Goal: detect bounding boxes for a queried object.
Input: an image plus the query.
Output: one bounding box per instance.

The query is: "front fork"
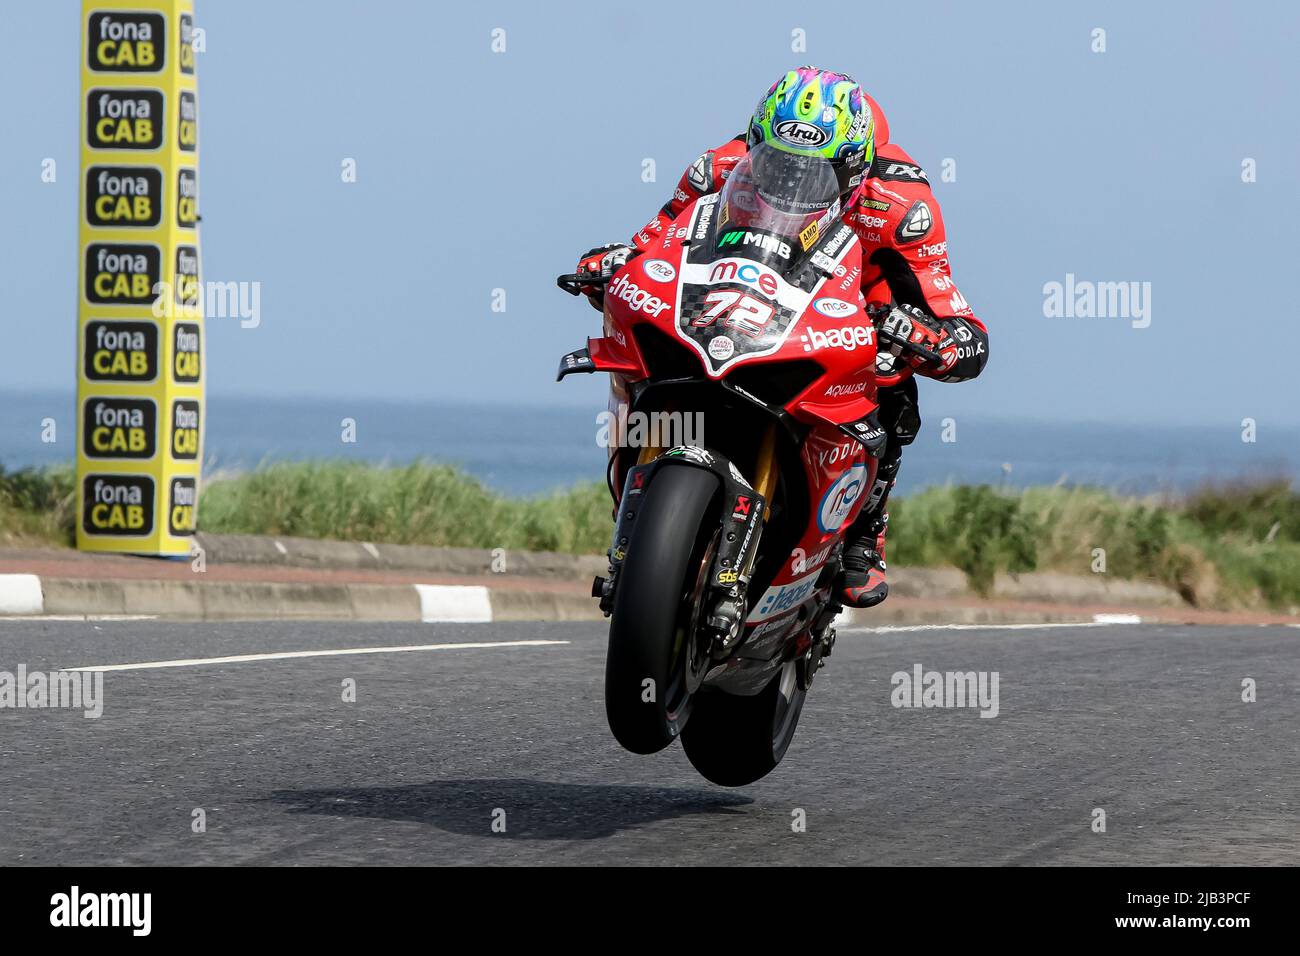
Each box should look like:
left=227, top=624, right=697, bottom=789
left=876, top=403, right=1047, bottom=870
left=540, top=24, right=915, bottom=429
left=594, top=425, right=779, bottom=659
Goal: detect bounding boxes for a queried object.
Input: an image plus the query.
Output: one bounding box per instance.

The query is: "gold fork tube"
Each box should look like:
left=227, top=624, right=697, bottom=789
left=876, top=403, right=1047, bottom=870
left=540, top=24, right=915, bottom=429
left=753, top=424, right=778, bottom=518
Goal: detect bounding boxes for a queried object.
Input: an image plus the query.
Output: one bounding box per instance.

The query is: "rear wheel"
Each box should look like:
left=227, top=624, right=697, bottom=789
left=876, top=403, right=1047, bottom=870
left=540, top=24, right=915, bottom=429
left=681, top=658, right=808, bottom=786
left=604, top=465, right=718, bottom=755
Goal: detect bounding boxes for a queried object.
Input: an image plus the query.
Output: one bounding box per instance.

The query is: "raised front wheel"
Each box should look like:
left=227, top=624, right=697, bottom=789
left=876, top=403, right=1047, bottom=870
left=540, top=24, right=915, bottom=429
left=604, top=465, right=718, bottom=755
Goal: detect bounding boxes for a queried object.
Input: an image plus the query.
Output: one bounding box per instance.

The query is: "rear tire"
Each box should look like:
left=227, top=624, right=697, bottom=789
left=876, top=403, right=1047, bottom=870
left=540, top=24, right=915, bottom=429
left=681, top=659, right=807, bottom=786
left=604, top=465, right=718, bottom=755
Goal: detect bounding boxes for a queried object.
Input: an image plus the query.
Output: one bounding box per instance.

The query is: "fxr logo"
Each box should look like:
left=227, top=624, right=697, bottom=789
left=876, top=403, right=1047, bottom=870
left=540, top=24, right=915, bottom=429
left=708, top=259, right=779, bottom=297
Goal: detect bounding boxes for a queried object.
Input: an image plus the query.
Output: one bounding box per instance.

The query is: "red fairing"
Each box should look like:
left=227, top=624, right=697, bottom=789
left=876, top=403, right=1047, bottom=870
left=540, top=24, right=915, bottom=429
left=602, top=197, right=880, bottom=591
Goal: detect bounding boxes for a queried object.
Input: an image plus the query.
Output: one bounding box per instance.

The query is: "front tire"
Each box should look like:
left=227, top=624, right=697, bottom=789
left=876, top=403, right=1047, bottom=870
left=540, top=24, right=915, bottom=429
left=681, top=659, right=808, bottom=786
left=604, top=465, right=718, bottom=755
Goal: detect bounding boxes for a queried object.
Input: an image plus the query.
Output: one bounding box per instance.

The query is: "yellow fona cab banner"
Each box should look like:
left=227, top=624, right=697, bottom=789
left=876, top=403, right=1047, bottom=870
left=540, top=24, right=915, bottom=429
left=76, top=0, right=203, bottom=555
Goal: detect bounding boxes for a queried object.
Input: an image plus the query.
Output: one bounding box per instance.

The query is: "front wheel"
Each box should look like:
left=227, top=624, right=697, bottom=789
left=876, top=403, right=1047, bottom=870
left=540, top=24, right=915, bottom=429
left=604, top=465, right=718, bottom=755
left=681, top=659, right=808, bottom=786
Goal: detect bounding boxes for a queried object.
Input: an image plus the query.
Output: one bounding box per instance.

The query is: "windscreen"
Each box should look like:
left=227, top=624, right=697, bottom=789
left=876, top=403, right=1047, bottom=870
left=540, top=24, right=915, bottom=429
left=716, top=142, right=842, bottom=259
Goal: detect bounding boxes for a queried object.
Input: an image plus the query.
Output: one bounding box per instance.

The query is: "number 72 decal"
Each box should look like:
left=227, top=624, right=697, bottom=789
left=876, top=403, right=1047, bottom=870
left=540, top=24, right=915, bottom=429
left=690, top=290, right=775, bottom=338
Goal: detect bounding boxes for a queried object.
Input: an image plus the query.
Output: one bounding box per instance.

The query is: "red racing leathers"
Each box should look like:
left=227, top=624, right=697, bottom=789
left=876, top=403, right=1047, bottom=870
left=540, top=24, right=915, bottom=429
left=629, top=97, right=988, bottom=387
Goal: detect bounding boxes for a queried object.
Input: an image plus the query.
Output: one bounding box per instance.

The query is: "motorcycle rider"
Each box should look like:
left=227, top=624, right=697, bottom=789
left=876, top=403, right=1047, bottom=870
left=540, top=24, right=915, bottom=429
left=576, top=66, right=989, bottom=609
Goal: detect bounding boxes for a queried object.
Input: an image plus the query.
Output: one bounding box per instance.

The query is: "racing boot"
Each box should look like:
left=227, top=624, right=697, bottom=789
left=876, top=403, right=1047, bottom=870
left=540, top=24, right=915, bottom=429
left=838, top=511, right=890, bottom=609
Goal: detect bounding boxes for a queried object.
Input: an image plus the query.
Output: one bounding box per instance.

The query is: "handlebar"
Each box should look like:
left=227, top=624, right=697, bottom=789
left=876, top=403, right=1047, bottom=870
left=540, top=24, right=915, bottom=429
left=556, top=272, right=610, bottom=296
left=557, top=269, right=943, bottom=367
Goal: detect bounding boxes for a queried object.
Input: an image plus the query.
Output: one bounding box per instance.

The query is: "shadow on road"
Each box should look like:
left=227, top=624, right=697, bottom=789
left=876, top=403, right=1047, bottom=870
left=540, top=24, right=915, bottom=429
left=266, top=777, right=753, bottom=840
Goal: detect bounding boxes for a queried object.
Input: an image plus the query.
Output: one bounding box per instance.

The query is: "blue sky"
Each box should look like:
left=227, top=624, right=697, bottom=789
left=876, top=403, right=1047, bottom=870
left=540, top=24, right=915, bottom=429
left=2, top=0, right=1299, bottom=428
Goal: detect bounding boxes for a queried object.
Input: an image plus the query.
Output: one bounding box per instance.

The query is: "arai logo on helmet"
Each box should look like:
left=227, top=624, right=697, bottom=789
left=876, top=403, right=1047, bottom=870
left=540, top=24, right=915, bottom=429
left=774, top=120, right=830, bottom=148
left=708, top=336, right=735, bottom=360
left=813, top=298, right=858, bottom=318
left=643, top=259, right=676, bottom=283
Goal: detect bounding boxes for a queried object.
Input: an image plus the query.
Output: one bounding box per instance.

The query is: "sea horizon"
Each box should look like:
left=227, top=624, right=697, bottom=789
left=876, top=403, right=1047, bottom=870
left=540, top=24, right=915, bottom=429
left=3, top=387, right=1296, bottom=498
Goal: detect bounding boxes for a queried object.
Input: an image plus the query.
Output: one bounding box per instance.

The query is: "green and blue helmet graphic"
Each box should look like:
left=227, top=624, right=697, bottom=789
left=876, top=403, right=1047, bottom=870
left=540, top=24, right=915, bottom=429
left=748, top=66, right=874, bottom=192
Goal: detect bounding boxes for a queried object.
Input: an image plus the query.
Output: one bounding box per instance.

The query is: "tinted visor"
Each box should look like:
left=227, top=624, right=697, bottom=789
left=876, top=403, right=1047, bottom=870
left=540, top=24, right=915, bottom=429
left=749, top=147, right=841, bottom=215
left=719, top=143, right=843, bottom=245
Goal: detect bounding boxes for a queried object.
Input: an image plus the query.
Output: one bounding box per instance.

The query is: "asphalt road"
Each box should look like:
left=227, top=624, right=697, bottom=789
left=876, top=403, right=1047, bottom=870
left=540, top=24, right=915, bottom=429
left=0, top=619, right=1296, bottom=865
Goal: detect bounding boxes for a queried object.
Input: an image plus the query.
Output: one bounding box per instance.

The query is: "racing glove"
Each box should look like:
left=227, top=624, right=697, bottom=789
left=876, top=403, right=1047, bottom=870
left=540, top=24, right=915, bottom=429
left=874, top=303, right=987, bottom=383
left=576, top=243, right=635, bottom=308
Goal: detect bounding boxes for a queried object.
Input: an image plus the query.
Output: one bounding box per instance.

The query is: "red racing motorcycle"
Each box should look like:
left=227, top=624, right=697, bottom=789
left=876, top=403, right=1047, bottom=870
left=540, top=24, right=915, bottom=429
left=556, top=144, right=938, bottom=786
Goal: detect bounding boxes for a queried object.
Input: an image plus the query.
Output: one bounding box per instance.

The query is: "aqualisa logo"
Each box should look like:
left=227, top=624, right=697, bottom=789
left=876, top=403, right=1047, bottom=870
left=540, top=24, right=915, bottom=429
left=824, top=381, right=867, bottom=398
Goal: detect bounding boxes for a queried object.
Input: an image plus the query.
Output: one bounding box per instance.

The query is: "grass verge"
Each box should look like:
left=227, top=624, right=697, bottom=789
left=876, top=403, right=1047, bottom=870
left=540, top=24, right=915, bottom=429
left=0, top=464, right=75, bottom=548
left=3, top=460, right=1297, bottom=611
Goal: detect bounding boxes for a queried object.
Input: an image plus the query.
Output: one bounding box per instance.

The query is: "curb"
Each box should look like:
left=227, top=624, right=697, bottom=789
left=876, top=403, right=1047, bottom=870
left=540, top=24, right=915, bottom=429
left=190, top=533, right=1187, bottom=609
left=3, top=573, right=1293, bottom=627
left=1, top=574, right=603, bottom=623
left=0, top=574, right=44, bottom=615
left=0, top=572, right=1176, bottom=627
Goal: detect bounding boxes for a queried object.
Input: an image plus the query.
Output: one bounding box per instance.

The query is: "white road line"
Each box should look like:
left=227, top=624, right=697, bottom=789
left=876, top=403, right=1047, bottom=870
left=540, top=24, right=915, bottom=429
left=0, top=574, right=44, bottom=615
left=63, top=639, right=570, bottom=673
left=414, top=584, right=493, bottom=623
left=842, top=621, right=1120, bottom=634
